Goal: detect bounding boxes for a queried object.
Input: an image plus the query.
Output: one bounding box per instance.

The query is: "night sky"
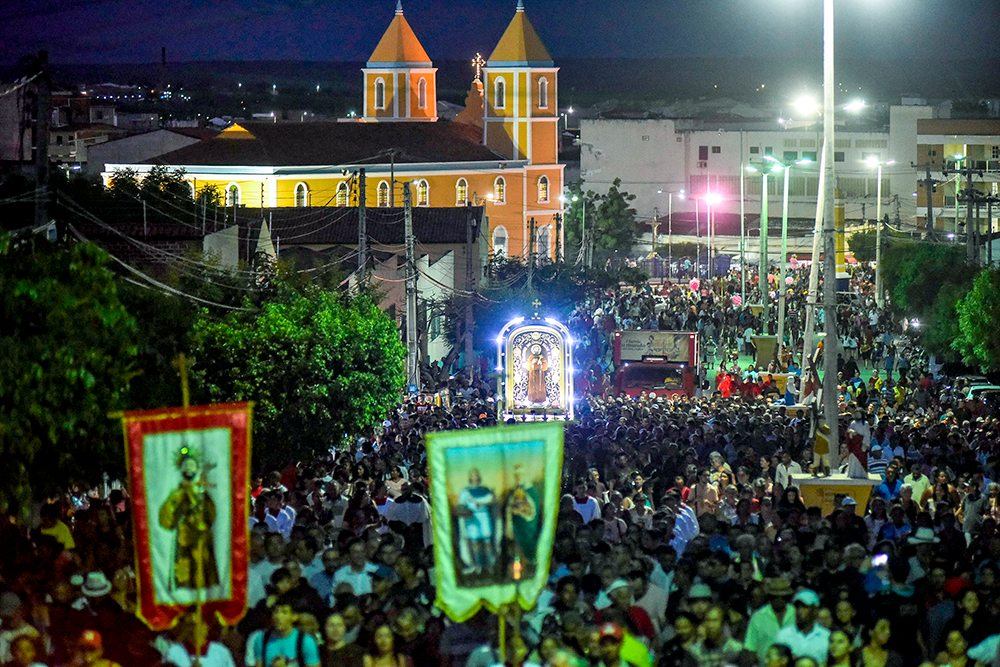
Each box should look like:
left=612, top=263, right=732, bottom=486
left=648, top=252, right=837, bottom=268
left=3, top=0, right=999, bottom=65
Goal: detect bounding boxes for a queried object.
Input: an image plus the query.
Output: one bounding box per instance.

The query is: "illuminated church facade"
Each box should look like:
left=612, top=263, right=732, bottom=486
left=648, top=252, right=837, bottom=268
left=103, top=0, right=565, bottom=260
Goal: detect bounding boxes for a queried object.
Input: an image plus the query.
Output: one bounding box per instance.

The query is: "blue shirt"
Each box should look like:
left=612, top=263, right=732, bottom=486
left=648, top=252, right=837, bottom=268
left=874, top=478, right=902, bottom=500
left=246, top=628, right=319, bottom=667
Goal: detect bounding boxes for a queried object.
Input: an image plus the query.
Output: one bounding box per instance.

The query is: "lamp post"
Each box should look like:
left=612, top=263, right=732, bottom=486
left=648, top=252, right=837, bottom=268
left=745, top=162, right=780, bottom=333
left=821, top=0, right=840, bottom=472
left=703, top=192, right=722, bottom=279
left=658, top=188, right=686, bottom=282
left=763, top=155, right=813, bottom=357
left=866, top=157, right=895, bottom=308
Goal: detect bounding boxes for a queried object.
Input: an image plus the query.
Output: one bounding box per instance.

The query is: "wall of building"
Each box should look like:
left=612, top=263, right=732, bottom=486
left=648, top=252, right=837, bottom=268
left=86, top=130, right=201, bottom=177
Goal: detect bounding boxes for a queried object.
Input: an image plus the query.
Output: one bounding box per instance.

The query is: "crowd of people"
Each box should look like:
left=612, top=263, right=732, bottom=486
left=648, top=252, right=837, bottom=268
left=3, top=266, right=1000, bottom=667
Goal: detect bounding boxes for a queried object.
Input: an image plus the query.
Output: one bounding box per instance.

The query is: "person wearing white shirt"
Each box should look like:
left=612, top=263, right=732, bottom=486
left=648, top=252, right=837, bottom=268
left=163, top=640, right=236, bottom=667
left=571, top=480, right=600, bottom=524
left=330, top=539, right=380, bottom=597
left=773, top=590, right=830, bottom=665
left=775, top=451, right=803, bottom=490
left=743, top=578, right=796, bottom=665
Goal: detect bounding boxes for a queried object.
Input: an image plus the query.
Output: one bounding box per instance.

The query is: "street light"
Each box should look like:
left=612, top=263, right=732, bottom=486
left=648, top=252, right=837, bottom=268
left=746, top=161, right=784, bottom=332
left=703, top=192, right=722, bottom=278
left=656, top=189, right=685, bottom=282
left=865, top=157, right=895, bottom=308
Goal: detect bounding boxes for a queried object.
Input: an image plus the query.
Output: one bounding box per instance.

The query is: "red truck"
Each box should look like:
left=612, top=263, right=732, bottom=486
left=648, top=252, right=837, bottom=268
left=613, top=330, right=699, bottom=398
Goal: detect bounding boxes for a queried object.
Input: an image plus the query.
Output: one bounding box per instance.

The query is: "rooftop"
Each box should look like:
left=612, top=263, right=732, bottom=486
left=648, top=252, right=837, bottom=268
left=146, top=121, right=506, bottom=168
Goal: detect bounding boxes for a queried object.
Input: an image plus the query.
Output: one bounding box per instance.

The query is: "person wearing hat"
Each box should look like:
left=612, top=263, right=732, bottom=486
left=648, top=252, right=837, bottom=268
left=595, top=622, right=627, bottom=667
left=743, top=577, right=796, bottom=665
left=773, top=589, right=830, bottom=665
left=71, top=629, right=122, bottom=667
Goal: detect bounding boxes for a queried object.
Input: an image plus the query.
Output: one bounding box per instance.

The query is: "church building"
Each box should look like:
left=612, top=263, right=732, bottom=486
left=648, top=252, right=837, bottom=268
left=102, top=0, right=565, bottom=260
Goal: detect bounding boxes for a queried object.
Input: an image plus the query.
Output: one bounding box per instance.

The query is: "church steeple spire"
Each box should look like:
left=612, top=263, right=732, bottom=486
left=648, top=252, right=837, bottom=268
left=362, top=2, right=438, bottom=122
left=396, top=0, right=403, bottom=15
left=516, top=0, right=524, bottom=11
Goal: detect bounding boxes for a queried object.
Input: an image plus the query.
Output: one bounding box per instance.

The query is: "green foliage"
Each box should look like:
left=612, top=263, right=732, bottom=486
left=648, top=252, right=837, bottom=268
left=189, top=283, right=405, bottom=467
left=0, top=234, right=138, bottom=515
left=562, top=179, right=640, bottom=262
left=848, top=229, right=876, bottom=263
left=923, top=282, right=965, bottom=364
left=881, top=242, right=974, bottom=314
left=954, top=268, right=1000, bottom=372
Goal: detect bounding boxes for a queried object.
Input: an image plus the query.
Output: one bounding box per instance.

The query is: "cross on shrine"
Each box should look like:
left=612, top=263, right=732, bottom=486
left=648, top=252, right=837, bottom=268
left=471, top=53, right=485, bottom=82
left=532, top=298, right=542, bottom=317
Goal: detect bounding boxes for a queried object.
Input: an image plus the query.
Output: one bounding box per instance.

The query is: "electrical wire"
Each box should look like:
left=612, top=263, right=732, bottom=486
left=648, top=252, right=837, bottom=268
left=67, top=223, right=258, bottom=312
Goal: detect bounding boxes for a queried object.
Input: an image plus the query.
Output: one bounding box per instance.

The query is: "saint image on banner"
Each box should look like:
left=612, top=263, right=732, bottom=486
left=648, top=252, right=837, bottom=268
left=158, top=448, right=220, bottom=591
left=456, top=469, right=498, bottom=575
left=524, top=344, right=550, bottom=405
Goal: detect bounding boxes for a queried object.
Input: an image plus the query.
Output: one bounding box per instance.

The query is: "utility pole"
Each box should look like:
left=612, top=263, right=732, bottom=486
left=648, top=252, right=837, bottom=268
left=358, top=167, right=367, bottom=274
left=404, top=183, right=419, bottom=389
left=651, top=207, right=659, bottom=256
left=33, top=51, right=50, bottom=233
left=554, top=213, right=562, bottom=262
left=945, top=156, right=984, bottom=263
left=527, top=217, right=536, bottom=290
left=821, top=0, right=839, bottom=472
left=913, top=164, right=938, bottom=238
left=464, top=208, right=476, bottom=371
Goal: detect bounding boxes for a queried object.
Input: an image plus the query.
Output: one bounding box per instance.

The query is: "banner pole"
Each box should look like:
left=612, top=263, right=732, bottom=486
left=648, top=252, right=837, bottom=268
left=498, top=608, right=506, bottom=665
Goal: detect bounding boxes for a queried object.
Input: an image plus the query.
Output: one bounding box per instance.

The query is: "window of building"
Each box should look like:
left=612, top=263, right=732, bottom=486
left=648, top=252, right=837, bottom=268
left=537, top=175, right=549, bottom=202
left=493, top=225, right=508, bottom=256
left=226, top=183, right=240, bottom=206
left=698, top=145, right=709, bottom=161
left=764, top=147, right=773, bottom=156
left=416, top=179, right=429, bottom=206
left=418, top=78, right=427, bottom=109
left=537, top=226, right=551, bottom=259
left=802, top=151, right=817, bottom=161
left=538, top=77, right=548, bottom=109
left=928, top=149, right=937, bottom=156
left=834, top=152, right=845, bottom=162
left=783, top=138, right=798, bottom=148
left=294, top=182, right=309, bottom=207
left=783, top=151, right=798, bottom=162
left=336, top=182, right=348, bottom=206
left=494, top=176, right=506, bottom=204
left=945, top=195, right=956, bottom=207
left=993, top=146, right=1000, bottom=159
left=374, top=78, right=386, bottom=110
left=455, top=178, right=468, bottom=205
left=749, top=146, right=760, bottom=154
left=494, top=78, right=506, bottom=109
left=378, top=181, right=389, bottom=207
left=711, top=146, right=721, bottom=154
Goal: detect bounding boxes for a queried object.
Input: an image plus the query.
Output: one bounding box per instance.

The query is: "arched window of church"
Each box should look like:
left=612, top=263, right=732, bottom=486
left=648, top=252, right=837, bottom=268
left=494, top=78, right=506, bottom=109
left=336, top=182, right=349, bottom=207
left=226, top=183, right=240, bottom=206
left=537, top=226, right=551, bottom=259
left=493, top=225, right=508, bottom=256
left=378, top=181, right=389, bottom=207
left=418, top=78, right=427, bottom=109
left=537, top=176, right=549, bottom=202
left=416, top=179, right=429, bottom=206
left=374, top=78, right=386, bottom=110
left=538, top=77, right=549, bottom=109
left=294, top=182, right=309, bottom=207
left=493, top=176, right=506, bottom=204
left=455, top=178, right=468, bottom=205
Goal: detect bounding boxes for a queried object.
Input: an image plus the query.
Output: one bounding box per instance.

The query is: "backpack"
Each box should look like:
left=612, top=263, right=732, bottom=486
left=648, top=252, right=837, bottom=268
left=261, top=627, right=306, bottom=667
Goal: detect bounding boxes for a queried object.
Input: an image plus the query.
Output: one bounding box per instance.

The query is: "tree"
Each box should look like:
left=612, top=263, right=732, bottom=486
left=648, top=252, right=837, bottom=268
left=954, top=268, right=1000, bottom=372
left=189, top=281, right=406, bottom=467
left=562, top=179, right=640, bottom=264
left=0, top=234, right=138, bottom=515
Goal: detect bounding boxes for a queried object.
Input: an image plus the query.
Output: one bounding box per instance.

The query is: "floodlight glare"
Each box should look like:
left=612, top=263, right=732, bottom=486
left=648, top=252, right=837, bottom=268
left=843, top=100, right=866, bottom=112
left=795, top=158, right=813, bottom=165
left=793, top=96, right=819, bottom=115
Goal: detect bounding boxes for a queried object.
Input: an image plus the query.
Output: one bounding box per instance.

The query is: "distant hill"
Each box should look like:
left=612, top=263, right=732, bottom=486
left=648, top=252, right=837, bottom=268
left=6, top=56, right=998, bottom=107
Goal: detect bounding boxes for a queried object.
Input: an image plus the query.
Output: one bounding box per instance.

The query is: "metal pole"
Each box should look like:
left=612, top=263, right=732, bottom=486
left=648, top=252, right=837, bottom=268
left=465, top=210, right=476, bottom=370
left=802, top=150, right=826, bottom=374
left=668, top=193, right=673, bottom=282
left=527, top=217, right=536, bottom=289
left=760, top=171, right=769, bottom=333
left=404, top=183, right=419, bottom=389
left=358, top=168, right=367, bottom=274
left=695, top=199, right=700, bottom=278
left=555, top=213, right=562, bottom=262
left=822, top=0, right=840, bottom=471
left=34, top=51, right=50, bottom=233
left=777, top=165, right=790, bottom=357
left=875, top=164, right=884, bottom=307
left=651, top=207, right=658, bottom=255
left=740, top=161, right=746, bottom=301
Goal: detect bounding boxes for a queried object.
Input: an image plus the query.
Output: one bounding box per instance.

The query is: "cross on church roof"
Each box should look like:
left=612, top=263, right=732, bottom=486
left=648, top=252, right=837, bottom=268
left=471, top=53, right=485, bottom=82
left=532, top=298, right=542, bottom=317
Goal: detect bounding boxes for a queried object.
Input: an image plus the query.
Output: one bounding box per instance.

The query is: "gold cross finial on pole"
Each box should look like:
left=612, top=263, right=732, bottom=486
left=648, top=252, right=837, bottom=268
left=172, top=353, right=191, bottom=409
left=532, top=299, right=541, bottom=317
left=472, top=53, right=485, bottom=82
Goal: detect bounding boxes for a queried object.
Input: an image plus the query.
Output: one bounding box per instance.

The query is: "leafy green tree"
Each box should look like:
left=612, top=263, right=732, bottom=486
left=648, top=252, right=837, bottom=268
left=189, top=283, right=405, bottom=467
left=954, top=268, right=1000, bottom=372
left=562, top=179, right=639, bottom=264
left=0, top=234, right=138, bottom=515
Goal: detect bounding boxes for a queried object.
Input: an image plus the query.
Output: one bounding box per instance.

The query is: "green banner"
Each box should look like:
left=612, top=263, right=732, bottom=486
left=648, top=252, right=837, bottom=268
left=426, top=422, right=564, bottom=621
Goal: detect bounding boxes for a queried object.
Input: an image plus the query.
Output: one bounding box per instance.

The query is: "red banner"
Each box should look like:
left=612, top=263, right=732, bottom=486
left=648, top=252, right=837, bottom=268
left=122, top=402, right=252, bottom=631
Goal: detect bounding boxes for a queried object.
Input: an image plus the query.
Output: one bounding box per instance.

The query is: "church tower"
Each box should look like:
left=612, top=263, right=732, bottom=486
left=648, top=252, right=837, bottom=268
left=482, top=0, right=558, bottom=163
left=363, top=1, right=438, bottom=122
